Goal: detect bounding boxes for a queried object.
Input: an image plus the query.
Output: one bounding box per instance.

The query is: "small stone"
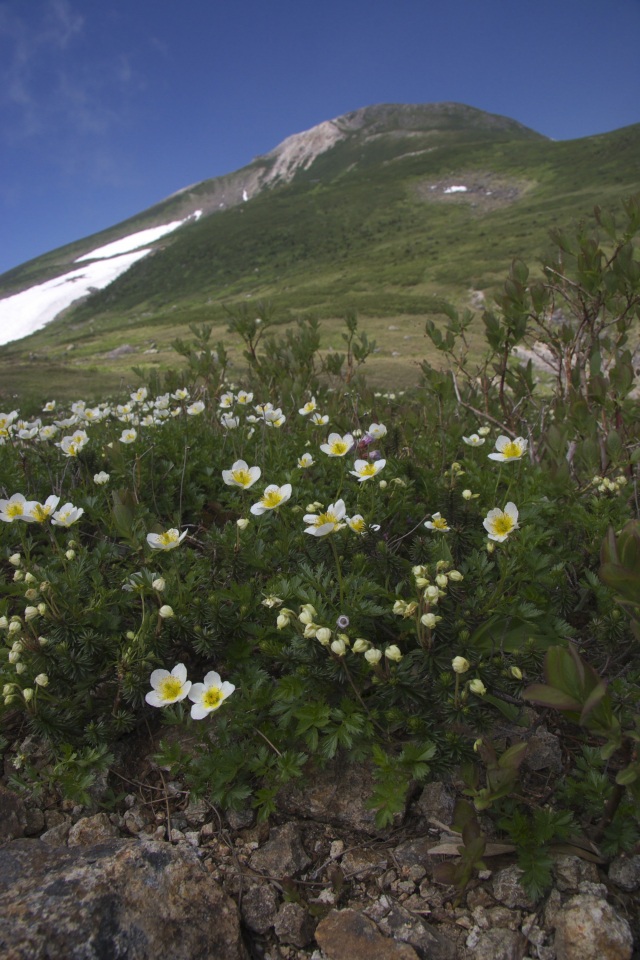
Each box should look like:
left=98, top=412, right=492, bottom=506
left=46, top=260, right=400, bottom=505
left=249, top=822, right=310, bottom=878
left=342, top=848, right=388, bottom=879
left=44, top=809, right=67, bottom=829
left=491, top=866, right=537, bottom=909
left=123, top=806, right=151, bottom=835
left=225, top=806, right=255, bottom=830
left=414, top=782, right=455, bottom=825
left=487, top=905, right=522, bottom=930
left=68, top=813, right=120, bottom=847
left=274, top=901, right=316, bottom=947
left=554, top=854, right=599, bottom=892
left=393, top=837, right=437, bottom=872
left=184, top=831, right=200, bottom=847
left=0, top=786, right=27, bottom=841
left=524, top=727, right=563, bottom=772
left=241, top=883, right=279, bottom=934
left=466, top=887, right=495, bottom=910
left=465, top=927, right=522, bottom=960
left=23, top=807, right=45, bottom=836
left=315, top=908, right=420, bottom=960
left=184, top=797, right=209, bottom=827
left=40, top=822, right=71, bottom=846
left=330, top=839, right=345, bottom=859
left=554, top=894, right=633, bottom=960
left=608, top=854, right=640, bottom=892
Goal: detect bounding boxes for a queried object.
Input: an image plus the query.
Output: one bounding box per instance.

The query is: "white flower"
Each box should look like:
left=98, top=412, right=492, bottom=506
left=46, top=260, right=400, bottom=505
left=43, top=400, right=56, bottom=412
left=57, top=431, right=89, bottom=457
left=261, top=595, right=283, bottom=609
left=152, top=577, right=166, bottom=592
left=220, top=413, right=240, bottom=430
left=119, top=429, right=137, bottom=444
left=131, top=387, right=148, bottom=403
left=94, top=471, right=110, bottom=485
left=222, top=460, right=261, bottom=490
left=320, top=433, right=354, bottom=457
left=298, top=398, right=317, bottom=416
left=187, top=401, right=205, bottom=416
left=236, top=391, right=253, bottom=405
left=304, top=500, right=346, bottom=536
left=477, top=426, right=491, bottom=436
left=236, top=518, right=250, bottom=531
left=488, top=436, right=528, bottom=462
left=0, top=494, right=37, bottom=523
left=349, top=459, right=386, bottom=482
left=27, top=495, right=60, bottom=523
left=171, top=388, right=190, bottom=401
left=483, top=502, right=519, bottom=542
left=309, top=413, right=329, bottom=427
left=368, top=423, right=387, bottom=439
left=219, top=392, right=235, bottom=408
left=188, top=670, right=235, bottom=719
left=462, top=434, right=485, bottom=446
left=146, top=528, right=188, bottom=550
left=424, top=512, right=450, bottom=532
left=145, top=663, right=191, bottom=707
left=297, top=453, right=315, bottom=469
left=250, top=483, right=292, bottom=515
left=51, top=503, right=84, bottom=527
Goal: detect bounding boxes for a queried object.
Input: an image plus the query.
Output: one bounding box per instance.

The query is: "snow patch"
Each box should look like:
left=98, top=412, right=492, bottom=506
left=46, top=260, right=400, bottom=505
left=444, top=185, right=467, bottom=194
left=0, top=249, right=150, bottom=346
left=76, top=211, right=201, bottom=261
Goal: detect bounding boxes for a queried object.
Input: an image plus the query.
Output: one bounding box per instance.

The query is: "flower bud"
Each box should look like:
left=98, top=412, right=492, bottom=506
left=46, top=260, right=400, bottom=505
left=435, top=573, right=448, bottom=589
left=462, top=489, right=473, bottom=500
left=424, top=585, right=440, bottom=602
left=9, top=553, right=21, bottom=567
left=378, top=480, right=387, bottom=490
left=159, top=605, right=174, bottom=619
left=38, top=635, right=48, bottom=646
left=236, top=518, right=249, bottom=531
left=15, top=662, right=26, bottom=674
left=13, top=570, right=24, bottom=582
left=315, top=627, right=332, bottom=645
left=330, top=637, right=346, bottom=656
left=35, top=673, right=49, bottom=687
left=385, top=645, right=402, bottom=662
left=276, top=610, right=293, bottom=630
left=303, top=623, right=319, bottom=639
left=469, top=678, right=487, bottom=695
left=510, top=666, right=523, bottom=680
left=0, top=616, right=8, bottom=631
left=298, top=604, right=317, bottom=624
left=24, top=589, right=38, bottom=602
left=65, top=549, right=76, bottom=560
left=22, top=688, right=34, bottom=702
left=352, top=638, right=370, bottom=653
left=152, top=577, right=166, bottom=592
left=37, top=603, right=47, bottom=616
left=8, top=620, right=21, bottom=634
left=452, top=656, right=470, bottom=674
left=420, top=612, right=441, bottom=629
left=448, top=570, right=463, bottom=582
left=24, top=572, right=37, bottom=584
left=24, top=606, right=39, bottom=621
left=364, top=647, right=382, bottom=665
left=478, top=426, right=490, bottom=436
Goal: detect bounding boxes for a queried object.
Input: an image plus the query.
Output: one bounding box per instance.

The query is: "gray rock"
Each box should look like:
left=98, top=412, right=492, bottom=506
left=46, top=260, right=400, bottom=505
left=0, top=785, right=26, bottom=841
left=68, top=813, right=120, bottom=847
left=249, top=821, right=310, bottom=877
left=24, top=806, right=45, bottom=835
left=608, top=854, right=640, bottom=892
left=554, top=894, right=633, bottom=960
left=523, top=726, right=563, bottom=772
left=277, top=759, right=405, bottom=834
left=465, top=927, right=522, bottom=960
left=377, top=903, right=457, bottom=959
left=240, top=883, right=279, bottom=933
left=0, top=838, right=247, bottom=959
left=40, top=821, right=71, bottom=846
left=226, top=806, right=255, bottom=830
left=554, top=854, right=599, bottom=892
left=184, top=797, right=209, bottom=827
left=414, top=781, right=455, bottom=825
left=393, top=836, right=438, bottom=872
left=491, top=865, right=537, bottom=909
left=123, top=805, right=152, bottom=835
left=315, top=908, right=420, bottom=959
left=274, top=901, right=316, bottom=947
left=342, top=848, right=389, bottom=879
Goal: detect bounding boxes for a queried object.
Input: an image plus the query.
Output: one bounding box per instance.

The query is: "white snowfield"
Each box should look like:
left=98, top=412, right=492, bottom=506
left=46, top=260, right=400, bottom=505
left=0, top=211, right=202, bottom=347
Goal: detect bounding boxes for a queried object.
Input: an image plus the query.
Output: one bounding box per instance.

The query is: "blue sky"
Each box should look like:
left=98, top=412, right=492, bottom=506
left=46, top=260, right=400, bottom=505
left=0, top=0, right=638, bottom=277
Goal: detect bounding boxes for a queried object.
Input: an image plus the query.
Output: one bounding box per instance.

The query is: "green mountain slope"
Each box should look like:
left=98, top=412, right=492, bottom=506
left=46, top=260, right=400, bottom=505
left=1, top=103, right=639, bottom=402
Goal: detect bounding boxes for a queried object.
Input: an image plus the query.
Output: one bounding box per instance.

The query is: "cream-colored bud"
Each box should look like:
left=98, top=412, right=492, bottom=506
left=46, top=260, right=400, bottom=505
left=24, top=589, right=38, bottom=602
left=469, top=678, right=487, bottom=695
left=452, top=656, right=470, bottom=674
left=152, top=577, right=166, bottom=592
left=435, top=573, right=448, bottom=589
left=236, top=518, right=249, bottom=531
left=330, top=637, right=346, bottom=656
left=22, top=688, right=34, bottom=702
left=352, top=638, right=370, bottom=653
left=510, top=666, right=523, bottom=680
left=315, top=627, right=332, bottom=645
left=462, top=489, right=473, bottom=500
left=65, top=549, right=76, bottom=560
left=8, top=620, right=21, bottom=634
left=9, top=553, right=21, bottom=567
left=448, top=570, right=463, bottom=582
left=35, top=673, right=49, bottom=687
left=24, top=572, right=37, bottom=584
left=364, top=647, right=382, bottom=664
left=13, top=570, right=24, bottom=582
left=421, top=612, right=441, bottom=629
left=24, top=606, right=39, bottom=621
left=384, top=645, right=402, bottom=662
left=159, top=605, right=174, bottom=619
left=37, top=603, right=47, bottom=615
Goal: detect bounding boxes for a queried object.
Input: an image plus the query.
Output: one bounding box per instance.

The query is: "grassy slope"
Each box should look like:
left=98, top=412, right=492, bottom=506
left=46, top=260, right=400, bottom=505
left=1, top=117, right=639, bottom=406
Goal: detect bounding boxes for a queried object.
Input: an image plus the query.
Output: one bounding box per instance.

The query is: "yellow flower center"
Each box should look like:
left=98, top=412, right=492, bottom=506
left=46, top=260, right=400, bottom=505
left=232, top=470, right=252, bottom=487
left=492, top=514, right=514, bottom=535
left=329, top=441, right=349, bottom=456
left=6, top=503, right=24, bottom=518
left=358, top=463, right=377, bottom=477
left=66, top=444, right=78, bottom=456
left=159, top=531, right=179, bottom=546
left=31, top=505, right=51, bottom=522
left=158, top=676, right=183, bottom=701
left=349, top=517, right=365, bottom=533
left=261, top=489, right=283, bottom=509
left=202, top=686, right=223, bottom=709
left=501, top=441, right=523, bottom=459
left=315, top=510, right=338, bottom=527
left=432, top=516, right=449, bottom=530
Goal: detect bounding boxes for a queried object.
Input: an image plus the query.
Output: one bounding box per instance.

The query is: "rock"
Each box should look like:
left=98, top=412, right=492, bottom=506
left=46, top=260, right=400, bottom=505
left=40, top=821, right=71, bottom=846
left=491, top=865, right=537, bottom=909
left=123, top=805, right=152, bottom=835
left=608, top=854, right=640, bottom=892
left=342, top=848, right=389, bottom=879
left=414, top=781, right=455, bottom=825
left=0, top=785, right=26, bottom=840
left=184, top=796, right=209, bottom=827
left=106, top=344, right=134, bottom=358
left=465, top=927, right=522, bottom=959
left=554, top=894, right=633, bottom=960
left=315, top=908, right=420, bottom=960
left=274, top=901, right=316, bottom=947
left=393, top=836, right=438, bottom=872
left=24, top=806, right=45, bottom=835
left=377, top=903, right=458, bottom=959
left=0, top=838, right=247, bottom=959
left=248, top=821, right=310, bottom=877
left=277, top=759, right=403, bottom=834
left=554, top=854, right=599, bottom=892
left=240, top=883, right=279, bottom=933
left=68, top=813, right=120, bottom=846
left=226, top=806, right=255, bottom=830
left=523, top=726, right=563, bottom=772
